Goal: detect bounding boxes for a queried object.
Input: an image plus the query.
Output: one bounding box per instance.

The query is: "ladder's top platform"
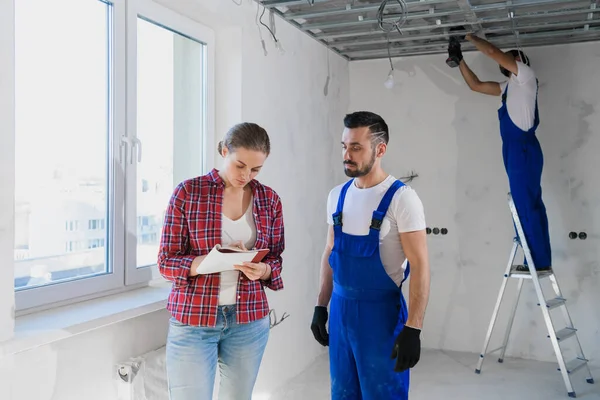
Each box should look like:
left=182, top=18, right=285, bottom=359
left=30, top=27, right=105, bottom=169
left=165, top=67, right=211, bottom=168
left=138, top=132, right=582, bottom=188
left=509, top=265, right=555, bottom=280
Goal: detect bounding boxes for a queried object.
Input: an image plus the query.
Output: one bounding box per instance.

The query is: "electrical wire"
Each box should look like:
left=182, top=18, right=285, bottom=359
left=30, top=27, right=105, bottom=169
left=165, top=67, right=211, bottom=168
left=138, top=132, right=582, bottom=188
left=269, top=7, right=277, bottom=37
left=255, top=2, right=268, bottom=55
left=260, top=6, right=278, bottom=43
left=386, top=35, right=393, bottom=71
left=508, top=7, right=523, bottom=54
left=376, top=0, right=408, bottom=35
left=260, top=5, right=285, bottom=54
left=377, top=0, right=409, bottom=85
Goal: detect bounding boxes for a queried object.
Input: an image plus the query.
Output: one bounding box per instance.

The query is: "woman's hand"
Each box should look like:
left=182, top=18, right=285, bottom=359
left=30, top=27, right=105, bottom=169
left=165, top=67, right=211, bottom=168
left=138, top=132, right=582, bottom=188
left=229, top=240, right=247, bottom=251
left=234, top=262, right=271, bottom=281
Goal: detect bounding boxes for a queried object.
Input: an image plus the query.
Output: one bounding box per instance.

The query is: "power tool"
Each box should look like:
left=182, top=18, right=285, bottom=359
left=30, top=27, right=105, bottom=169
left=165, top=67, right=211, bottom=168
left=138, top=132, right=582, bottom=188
left=445, top=26, right=465, bottom=68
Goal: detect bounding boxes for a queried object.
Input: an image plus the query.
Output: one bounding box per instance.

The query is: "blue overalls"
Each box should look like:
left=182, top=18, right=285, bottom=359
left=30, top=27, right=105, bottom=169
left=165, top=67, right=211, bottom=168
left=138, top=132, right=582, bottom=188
left=499, top=80, right=552, bottom=269
left=328, top=179, right=410, bottom=400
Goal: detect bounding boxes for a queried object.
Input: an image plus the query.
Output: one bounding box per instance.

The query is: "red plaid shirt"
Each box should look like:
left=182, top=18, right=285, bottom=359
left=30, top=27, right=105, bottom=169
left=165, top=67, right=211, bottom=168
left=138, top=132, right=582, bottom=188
left=158, top=168, right=285, bottom=327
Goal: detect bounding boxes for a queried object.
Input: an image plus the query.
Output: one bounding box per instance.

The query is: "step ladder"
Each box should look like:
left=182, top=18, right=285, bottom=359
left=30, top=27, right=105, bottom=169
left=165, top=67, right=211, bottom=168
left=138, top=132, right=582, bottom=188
left=475, top=193, right=594, bottom=398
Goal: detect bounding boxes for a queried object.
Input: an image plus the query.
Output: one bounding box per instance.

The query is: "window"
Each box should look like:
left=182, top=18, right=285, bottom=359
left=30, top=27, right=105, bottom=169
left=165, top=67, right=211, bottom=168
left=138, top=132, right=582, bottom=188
left=65, top=221, right=80, bottom=232
left=14, top=0, right=112, bottom=298
left=88, top=238, right=106, bottom=248
left=88, top=219, right=106, bottom=230
left=12, top=0, right=215, bottom=312
left=125, top=1, right=213, bottom=284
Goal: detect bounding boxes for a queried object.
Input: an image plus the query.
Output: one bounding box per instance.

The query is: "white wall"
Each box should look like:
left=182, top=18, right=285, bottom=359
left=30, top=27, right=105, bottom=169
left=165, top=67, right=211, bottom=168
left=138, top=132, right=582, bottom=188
left=349, top=41, right=600, bottom=366
left=0, top=0, right=349, bottom=399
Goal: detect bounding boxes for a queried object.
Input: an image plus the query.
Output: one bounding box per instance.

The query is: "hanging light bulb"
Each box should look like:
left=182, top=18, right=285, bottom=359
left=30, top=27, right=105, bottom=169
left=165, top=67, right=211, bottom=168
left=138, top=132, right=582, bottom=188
left=384, top=69, right=395, bottom=89
left=384, top=36, right=395, bottom=89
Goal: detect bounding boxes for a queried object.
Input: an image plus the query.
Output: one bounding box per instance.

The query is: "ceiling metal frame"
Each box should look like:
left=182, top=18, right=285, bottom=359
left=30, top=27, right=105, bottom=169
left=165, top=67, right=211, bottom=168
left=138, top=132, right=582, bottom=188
left=256, top=0, right=600, bottom=60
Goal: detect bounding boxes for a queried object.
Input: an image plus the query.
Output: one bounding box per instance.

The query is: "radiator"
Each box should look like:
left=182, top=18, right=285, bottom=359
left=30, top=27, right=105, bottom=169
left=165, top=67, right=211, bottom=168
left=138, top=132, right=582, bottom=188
left=116, top=346, right=168, bottom=400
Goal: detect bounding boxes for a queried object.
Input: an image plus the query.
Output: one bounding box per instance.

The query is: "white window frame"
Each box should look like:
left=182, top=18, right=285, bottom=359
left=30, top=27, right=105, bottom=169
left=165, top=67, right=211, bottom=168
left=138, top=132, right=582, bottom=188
left=0, top=0, right=17, bottom=342
left=11, top=0, right=215, bottom=314
left=124, top=0, right=215, bottom=286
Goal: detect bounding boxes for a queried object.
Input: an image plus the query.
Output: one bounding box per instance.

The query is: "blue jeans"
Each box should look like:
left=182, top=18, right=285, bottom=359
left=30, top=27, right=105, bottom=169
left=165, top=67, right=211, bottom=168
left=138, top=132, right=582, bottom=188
left=165, top=305, right=270, bottom=400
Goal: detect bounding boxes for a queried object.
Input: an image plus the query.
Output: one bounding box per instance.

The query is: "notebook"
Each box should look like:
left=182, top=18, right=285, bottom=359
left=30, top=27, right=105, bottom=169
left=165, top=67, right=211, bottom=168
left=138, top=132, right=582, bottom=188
left=195, top=244, right=270, bottom=275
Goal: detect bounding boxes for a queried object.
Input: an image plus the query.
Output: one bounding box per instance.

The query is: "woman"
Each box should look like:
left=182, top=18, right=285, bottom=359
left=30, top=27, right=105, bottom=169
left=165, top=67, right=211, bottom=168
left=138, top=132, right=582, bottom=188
left=157, top=122, right=285, bottom=400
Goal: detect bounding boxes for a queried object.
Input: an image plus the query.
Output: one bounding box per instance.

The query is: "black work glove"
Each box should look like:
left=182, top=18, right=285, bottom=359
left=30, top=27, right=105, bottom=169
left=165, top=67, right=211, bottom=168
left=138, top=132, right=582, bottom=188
left=390, top=325, right=421, bottom=372
left=310, top=306, right=329, bottom=346
left=445, top=25, right=466, bottom=68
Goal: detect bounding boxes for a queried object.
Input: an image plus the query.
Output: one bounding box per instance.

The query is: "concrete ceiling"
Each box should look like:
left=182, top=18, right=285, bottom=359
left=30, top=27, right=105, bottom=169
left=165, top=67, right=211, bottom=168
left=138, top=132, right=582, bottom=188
left=259, top=0, right=600, bottom=60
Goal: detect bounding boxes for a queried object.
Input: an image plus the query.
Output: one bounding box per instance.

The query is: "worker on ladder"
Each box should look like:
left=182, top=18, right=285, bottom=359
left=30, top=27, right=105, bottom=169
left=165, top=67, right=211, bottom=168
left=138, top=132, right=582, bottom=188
left=449, top=32, right=552, bottom=271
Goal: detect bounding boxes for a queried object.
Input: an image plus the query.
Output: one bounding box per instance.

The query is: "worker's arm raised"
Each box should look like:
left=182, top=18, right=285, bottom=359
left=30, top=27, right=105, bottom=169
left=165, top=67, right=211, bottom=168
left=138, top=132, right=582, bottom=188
left=459, top=60, right=501, bottom=96
left=466, top=33, right=518, bottom=77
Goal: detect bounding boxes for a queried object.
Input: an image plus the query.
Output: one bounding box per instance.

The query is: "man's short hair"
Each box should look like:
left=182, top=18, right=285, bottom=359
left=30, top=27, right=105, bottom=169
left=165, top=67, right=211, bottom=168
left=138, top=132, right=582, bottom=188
left=343, top=111, right=389, bottom=145
left=508, top=49, right=530, bottom=66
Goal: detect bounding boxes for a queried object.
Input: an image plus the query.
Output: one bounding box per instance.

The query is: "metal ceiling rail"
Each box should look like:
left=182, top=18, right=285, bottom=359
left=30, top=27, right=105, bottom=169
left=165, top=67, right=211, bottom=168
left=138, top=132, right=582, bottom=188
left=480, top=7, right=600, bottom=24
left=256, top=0, right=600, bottom=61
left=584, top=0, right=598, bottom=29
left=265, top=4, right=352, bottom=60
left=262, top=0, right=331, bottom=7
left=315, top=4, right=598, bottom=39
left=328, top=5, right=599, bottom=47
left=457, top=0, right=485, bottom=36
left=342, top=19, right=600, bottom=54
left=349, top=32, right=600, bottom=59
left=280, top=0, right=588, bottom=20
left=300, top=8, right=466, bottom=30
left=302, top=5, right=596, bottom=32
left=282, top=0, right=457, bottom=20
left=344, top=26, right=600, bottom=58
left=332, top=31, right=472, bottom=48
left=331, top=10, right=600, bottom=49
left=315, top=21, right=471, bottom=40
left=305, top=0, right=592, bottom=34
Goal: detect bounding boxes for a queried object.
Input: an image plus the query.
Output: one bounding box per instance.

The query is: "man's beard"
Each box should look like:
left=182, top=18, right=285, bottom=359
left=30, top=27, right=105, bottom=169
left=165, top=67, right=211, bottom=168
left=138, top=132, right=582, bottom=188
left=344, top=149, right=376, bottom=178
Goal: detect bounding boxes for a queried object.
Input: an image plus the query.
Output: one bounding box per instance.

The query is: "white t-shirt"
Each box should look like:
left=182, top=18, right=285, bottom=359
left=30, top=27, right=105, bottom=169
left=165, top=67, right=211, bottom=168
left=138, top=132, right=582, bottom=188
left=326, top=175, right=426, bottom=286
left=498, top=61, right=538, bottom=132
left=219, top=198, right=257, bottom=305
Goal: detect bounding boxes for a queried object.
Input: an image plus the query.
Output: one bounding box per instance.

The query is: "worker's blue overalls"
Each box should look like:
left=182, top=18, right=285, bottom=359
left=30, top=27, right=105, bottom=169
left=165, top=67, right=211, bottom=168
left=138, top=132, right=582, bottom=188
left=328, top=179, right=410, bottom=399
left=499, top=79, right=552, bottom=269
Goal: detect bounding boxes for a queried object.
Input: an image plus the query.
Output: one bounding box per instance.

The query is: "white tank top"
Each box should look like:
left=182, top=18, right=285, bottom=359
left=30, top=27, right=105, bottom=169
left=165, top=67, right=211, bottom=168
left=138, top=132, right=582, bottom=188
left=219, top=197, right=257, bottom=305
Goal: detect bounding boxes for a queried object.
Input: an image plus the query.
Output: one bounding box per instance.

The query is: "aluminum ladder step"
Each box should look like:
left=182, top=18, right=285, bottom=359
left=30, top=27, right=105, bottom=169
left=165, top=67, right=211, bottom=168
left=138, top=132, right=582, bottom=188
left=551, top=327, right=577, bottom=342
left=540, top=297, right=567, bottom=310
left=559, top=358, right=589, bottom=375
left=509, top=266, right=554, bottom=280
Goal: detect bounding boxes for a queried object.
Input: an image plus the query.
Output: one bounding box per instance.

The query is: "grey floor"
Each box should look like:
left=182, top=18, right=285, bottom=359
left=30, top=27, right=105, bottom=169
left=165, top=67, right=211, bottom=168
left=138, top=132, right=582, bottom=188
left=270, top=349, right=600, bottom=400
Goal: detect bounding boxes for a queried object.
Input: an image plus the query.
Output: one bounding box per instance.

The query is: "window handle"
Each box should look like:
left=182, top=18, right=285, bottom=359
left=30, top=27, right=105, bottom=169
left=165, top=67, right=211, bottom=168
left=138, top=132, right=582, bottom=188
left=119, top=136, right=131, bottom=165
left=132, top=137, right=142, bottom=163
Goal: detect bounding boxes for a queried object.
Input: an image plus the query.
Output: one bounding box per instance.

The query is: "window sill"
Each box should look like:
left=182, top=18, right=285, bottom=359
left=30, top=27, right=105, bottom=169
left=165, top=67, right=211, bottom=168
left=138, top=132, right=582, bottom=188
left=0, top=279, right=171, bottom=357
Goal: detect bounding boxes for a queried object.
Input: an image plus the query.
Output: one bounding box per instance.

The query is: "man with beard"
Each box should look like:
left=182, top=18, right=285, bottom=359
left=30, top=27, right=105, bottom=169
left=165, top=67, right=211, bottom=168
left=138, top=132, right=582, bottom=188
left=310, top=111, right=431, bottom=399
